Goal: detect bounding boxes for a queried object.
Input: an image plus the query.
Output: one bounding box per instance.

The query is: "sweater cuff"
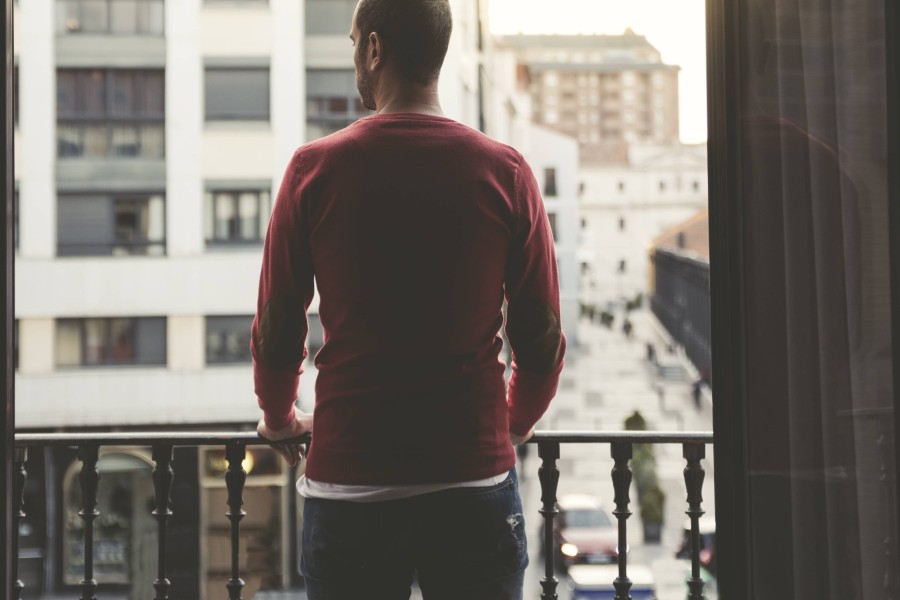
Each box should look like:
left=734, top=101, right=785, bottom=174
left=254, top=359, right=300, bottom=431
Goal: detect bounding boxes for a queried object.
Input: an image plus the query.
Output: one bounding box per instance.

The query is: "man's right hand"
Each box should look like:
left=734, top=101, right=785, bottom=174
left=257, top=407, right=313, bottom=467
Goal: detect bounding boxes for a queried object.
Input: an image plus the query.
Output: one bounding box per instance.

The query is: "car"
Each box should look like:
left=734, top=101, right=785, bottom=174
left=542, top=494, right=620, bottom=570
left=566, top=564, right=657, bottom=600
left=674, top=516, right=716, bottom=576
left=675, top=515, right=717, bottom=598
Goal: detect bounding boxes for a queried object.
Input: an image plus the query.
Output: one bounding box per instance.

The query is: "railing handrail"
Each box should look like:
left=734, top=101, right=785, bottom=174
left=13, top=429, right=713, bottom=448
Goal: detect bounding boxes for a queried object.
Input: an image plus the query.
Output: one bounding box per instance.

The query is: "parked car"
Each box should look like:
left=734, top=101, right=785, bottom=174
left=542, top=494, right=619, bottom=570
left=674, top=516, right=716, bottom=576
left=566, top=564, right=657, bottom=600
left=675, top=515, right=717, bottom=598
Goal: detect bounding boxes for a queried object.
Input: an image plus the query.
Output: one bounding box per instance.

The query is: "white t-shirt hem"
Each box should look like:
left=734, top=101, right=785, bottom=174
left=296, top=471, right=510, bottom=503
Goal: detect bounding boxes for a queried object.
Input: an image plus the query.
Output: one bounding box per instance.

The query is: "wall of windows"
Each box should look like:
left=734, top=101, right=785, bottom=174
left=57, top=69, right=165, bottom=158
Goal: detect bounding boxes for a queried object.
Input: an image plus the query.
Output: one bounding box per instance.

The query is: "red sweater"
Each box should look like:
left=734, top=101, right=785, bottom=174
left=252, top=113, right=565, bottom=484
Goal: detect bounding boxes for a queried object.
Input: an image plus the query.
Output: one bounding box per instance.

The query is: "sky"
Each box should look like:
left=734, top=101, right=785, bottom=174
left=488, top=0, right=708, bottom=144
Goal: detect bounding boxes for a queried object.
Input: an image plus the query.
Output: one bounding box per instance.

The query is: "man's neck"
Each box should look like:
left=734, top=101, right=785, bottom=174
left=375, top=78, right=444, bottom=117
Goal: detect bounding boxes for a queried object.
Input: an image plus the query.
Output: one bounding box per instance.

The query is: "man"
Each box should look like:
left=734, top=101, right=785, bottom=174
left=252, top=0, right=565, bottom=597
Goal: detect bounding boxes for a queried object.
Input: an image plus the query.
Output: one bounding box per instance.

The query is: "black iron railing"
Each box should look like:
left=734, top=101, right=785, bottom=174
left=13, top=430, right=714, bottom=600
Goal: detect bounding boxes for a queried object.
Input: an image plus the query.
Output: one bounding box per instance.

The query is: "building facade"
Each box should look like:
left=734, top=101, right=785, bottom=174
left=578, top=142, right=707, bottom=310
left=495, top=31, right=680, bottom=165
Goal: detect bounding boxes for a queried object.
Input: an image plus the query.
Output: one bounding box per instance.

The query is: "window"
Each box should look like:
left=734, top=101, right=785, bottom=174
left=306, top=70, right=372, bottom=139
left=204, top=189, right=270, bottom=245
left=56, top=317, right=166, bottom=367
left=548, top=213, right=558, bottom=242
left=692, top=180, right=701, bottom=192
left=658, top=180, right=666, bottom=192
left=619, top=217, right=626, bottom=231
left=57, top=69, right=165, bottom=158
left=544, top=167, right=558, bottom=197
left=206, top=316, right=252, bottom=365
left=618, top=259, right=627, bottom=273
left=58, top=193, right=166, bottom=256
left=56, top=0, right=165, bottom=35
left=618, top=181, right=625, bottom=192
left=205, top=68, right=270, bottom=121
left=305, top=0, right=356, bottom=35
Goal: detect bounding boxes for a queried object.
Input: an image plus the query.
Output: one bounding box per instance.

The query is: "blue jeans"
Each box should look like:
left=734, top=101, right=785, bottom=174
left=300, top=470, right=528, bottom=600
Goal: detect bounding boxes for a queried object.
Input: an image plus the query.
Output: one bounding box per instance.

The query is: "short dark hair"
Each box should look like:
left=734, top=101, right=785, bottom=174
left=356, top=0, right=453, bottom=85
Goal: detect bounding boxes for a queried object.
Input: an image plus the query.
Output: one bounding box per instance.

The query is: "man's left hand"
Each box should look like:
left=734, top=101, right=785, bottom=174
left=257, top=407, right=313, bottom=467
left=510, top=427, right=535, bottom=446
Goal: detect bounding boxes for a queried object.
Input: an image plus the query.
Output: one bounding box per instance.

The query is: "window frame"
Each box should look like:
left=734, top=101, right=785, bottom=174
left=55, top=0, right=166, bottom=36
left=56, top=191, right=167, bottom=257
left=204, top=66, right=271, bottom=122
left=204, top=188, right=270, bottom=247
left=55, top=317, right=167, bottom=368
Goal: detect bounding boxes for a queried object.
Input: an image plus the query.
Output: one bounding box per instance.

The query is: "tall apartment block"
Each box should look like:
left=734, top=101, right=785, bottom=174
left=12, top=0, right=485, bottom=596
left=495, top=31, right=680, bottom=164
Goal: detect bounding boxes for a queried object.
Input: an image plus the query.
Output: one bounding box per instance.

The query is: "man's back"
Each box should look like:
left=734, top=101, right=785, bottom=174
left=252, top=113, right=564, bottom=485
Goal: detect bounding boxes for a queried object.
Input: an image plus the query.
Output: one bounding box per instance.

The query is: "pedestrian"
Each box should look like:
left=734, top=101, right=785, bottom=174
left=251, top=1, right=565, bottom=598
left=623, top=317, right=633, bottom=338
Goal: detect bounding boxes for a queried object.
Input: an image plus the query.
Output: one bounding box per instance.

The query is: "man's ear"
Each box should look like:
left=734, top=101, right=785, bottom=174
left=368, top=31, right=382, bottom=69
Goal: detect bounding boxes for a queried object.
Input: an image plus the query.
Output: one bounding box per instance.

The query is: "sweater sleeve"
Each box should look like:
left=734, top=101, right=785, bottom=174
left=504, top=155, right=567, bottom=437
left=251, top=150, right=316, bottom=431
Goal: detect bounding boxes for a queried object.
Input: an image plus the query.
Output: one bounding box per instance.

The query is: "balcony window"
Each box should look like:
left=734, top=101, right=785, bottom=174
left=56, top=317, right=167, bottom=367
left=58, top=193, right=166, bottom=256
left=57, top=69, right=165, bottom=158
left=205, top=68, right=270, bottom=121
left=206, top=316, right=252, bottom=365
left=306, top=0, right=356, bottom=35
left=56, top=0, right=165, bottom=35
left=204, top=189, right=270, bottom=245
left=306, top=69, right=371, bottom=139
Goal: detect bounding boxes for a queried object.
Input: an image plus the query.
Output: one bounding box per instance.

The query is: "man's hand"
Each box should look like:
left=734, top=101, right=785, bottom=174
left=257, top=407, right=313, bottom=467
left=510, top=427, right=535, bottom=446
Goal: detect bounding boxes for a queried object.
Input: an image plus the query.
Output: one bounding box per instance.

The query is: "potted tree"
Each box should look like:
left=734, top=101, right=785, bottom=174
left=639, top=484, right=666, bottom=543
left=624, top=411, right=666, bottom=542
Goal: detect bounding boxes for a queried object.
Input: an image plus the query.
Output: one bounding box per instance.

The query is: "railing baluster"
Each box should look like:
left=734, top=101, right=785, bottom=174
left=611, top=442, right=633, bottom=600
left=13, top=448, right=28, bottom=600
left=78, top=445, right=100, bottom=600
left=538, top=441, right=561, bottom=600
left=152, top=445, right=175, bottom=600
left=683, top=443, right=706, bottom=600
left=225, top=443, right=247, bottom=600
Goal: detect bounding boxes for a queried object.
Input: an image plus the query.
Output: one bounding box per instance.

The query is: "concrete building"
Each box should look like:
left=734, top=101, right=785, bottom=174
left=495, top=31, right=680, bottom=165
left=578, top=143, right=708, bottom=310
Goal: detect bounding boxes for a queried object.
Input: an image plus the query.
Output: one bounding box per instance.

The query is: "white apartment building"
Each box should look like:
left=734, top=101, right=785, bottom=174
left=14, top=0, right=485, bottom=430
left=578, top=143, right=708, bottom=309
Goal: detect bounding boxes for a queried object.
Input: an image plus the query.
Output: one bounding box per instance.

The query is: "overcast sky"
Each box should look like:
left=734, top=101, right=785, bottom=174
left=488, top=0, right=708, bottom=144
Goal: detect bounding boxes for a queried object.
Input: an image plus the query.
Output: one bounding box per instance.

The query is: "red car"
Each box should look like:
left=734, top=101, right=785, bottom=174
left=543, top=494, right=620, bottom=570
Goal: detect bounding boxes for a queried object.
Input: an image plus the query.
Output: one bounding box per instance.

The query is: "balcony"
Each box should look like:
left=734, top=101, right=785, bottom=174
left=12, top=429, right=714, bottom=600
